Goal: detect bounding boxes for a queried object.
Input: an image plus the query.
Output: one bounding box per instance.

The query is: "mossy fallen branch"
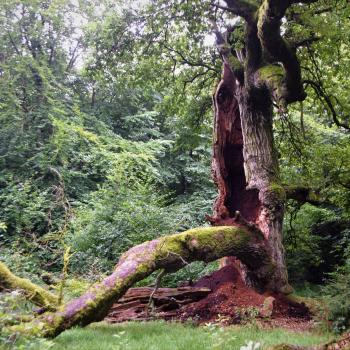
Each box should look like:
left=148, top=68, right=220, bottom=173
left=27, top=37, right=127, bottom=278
left=0, top=262, right=58, bottom=309
left=7, top=226, right=273, bottom=338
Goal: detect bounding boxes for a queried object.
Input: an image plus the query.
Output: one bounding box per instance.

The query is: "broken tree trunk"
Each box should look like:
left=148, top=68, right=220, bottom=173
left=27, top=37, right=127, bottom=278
left=0, top=262, right=58, bottom=309
left=106, top=286, right=211, bottom=322
left=209, top=62, right=290, bottom=293
left=208, top=0, right=319, bottom=294
left=8, top=226, right=273, bottom=337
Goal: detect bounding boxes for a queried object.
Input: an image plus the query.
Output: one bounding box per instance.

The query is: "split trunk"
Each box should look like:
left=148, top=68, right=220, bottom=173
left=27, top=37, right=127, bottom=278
left=210, top=62, right=290, bottom=293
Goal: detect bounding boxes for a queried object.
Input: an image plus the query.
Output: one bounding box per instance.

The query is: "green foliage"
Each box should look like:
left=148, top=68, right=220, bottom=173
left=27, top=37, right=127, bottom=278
left=277, top=100, right=350, bottom=286
left=158, top=261, right=218, bottom=288
left=0, top=222, right=6, bottom=233
left=68, top=188, right=172, bottom=273
left=0, top=244, right=44, bottom=284
left=1, top=0, right=350, bottom=340
left=0, top=291, right=33, bottom=330
left=322, top=253, right=350, bottom=333
left=284, top=204, right=335, bottom=283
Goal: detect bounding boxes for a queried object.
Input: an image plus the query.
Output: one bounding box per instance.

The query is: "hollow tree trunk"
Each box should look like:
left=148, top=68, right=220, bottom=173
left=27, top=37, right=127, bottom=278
left=7, top=226, right=273, bottom=337
left=209, top=63, right=290, bottom=293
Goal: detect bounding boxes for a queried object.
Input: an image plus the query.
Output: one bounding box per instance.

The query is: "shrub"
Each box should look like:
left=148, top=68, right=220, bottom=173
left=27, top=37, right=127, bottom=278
left=322, top=253, right=350, bottom=333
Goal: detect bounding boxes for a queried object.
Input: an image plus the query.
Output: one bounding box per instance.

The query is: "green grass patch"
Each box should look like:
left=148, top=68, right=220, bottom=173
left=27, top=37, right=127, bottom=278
left=47, top=321, right=332, bottom=350
left=0, top=321, right=332, bottom=350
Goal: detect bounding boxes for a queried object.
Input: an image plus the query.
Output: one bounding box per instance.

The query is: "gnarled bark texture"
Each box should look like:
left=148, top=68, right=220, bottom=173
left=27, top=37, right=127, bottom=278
left=209, top=62, right=288, bottom=293
left=208, top=0, right=316, bottom=294
left=8, top=226, right=273, bottom=337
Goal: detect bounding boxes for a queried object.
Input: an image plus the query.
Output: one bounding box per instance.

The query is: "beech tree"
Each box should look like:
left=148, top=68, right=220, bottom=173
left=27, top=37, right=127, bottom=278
left=2, top=0, right=350, bottom=340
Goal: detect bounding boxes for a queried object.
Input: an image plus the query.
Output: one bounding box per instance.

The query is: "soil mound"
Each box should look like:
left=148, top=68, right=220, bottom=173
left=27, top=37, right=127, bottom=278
left=106, top=264, right=312, bottom=330
left=179, top=265, right=310, bottom=324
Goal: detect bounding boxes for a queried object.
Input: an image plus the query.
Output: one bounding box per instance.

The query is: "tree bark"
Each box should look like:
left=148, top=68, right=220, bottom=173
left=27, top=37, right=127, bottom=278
left=7, top=226, right=273, bottom=337
left=208, top=0, right=316, bottom=294
left=209, top=62, right=290, bottom=293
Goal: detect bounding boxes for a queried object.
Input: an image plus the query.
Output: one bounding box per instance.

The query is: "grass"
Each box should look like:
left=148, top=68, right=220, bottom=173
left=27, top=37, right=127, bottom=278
left=1, top=321, right=332, bottom=350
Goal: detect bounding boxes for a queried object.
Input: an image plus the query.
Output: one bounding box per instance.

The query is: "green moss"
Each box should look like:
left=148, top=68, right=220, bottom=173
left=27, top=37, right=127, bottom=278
left=133, top=261, right=155, bottom=280
left=257, top=0, right=268, bottom=28
left=228, top=55, right=242, bottom=70
left=189, top=227, right=249, bottom=252
left=257, top=0, right=282, bottom=34
left=6, top=226, right=269, bottom=338
left=259, top=65, right=285, bottom=88
left=155, top=226, right=253, bottom=264
left=0, top=261, right=58, bottom=308
left=268, top=183, right=287, bottom=202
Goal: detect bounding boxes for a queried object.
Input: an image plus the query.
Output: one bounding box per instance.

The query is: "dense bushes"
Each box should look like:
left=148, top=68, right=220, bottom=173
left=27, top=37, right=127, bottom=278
left=284, top=203, right=350, bottom=282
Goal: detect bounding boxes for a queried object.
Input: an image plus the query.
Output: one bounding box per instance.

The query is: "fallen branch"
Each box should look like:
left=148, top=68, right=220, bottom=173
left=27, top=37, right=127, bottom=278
left=0, top=262, right=58, bottom=309
left=7, top=226, right=273, bottom=337
left=284, top=186, right=323, bottom=206
left=106, top=286, right=211, bottom=322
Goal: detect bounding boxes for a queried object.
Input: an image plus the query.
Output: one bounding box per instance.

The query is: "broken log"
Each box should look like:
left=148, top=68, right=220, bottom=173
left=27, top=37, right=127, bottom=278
left=105, top=286, right=211, bottom=322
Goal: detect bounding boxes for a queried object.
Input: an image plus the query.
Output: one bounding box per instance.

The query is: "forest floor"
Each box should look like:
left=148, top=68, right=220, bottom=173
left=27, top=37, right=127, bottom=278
left=0, top=265, right=335, bottom=350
